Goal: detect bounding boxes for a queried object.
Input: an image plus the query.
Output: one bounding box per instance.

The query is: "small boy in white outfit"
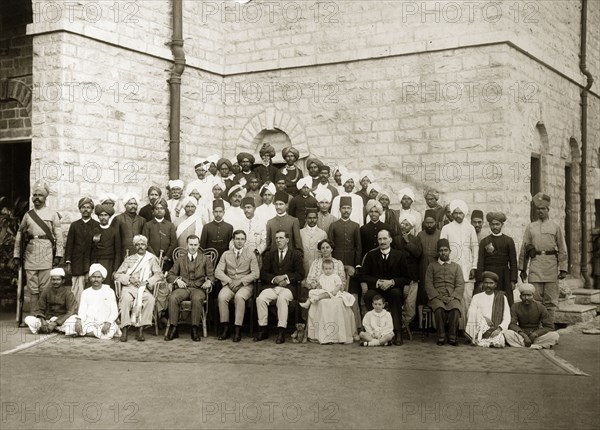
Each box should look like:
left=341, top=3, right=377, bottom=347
left=360, top=295, right=394, bottom=346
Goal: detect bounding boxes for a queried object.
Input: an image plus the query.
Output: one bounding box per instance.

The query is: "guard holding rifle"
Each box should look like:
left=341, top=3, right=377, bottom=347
left=519, top=192, right=568, bottom=322
left=13, top=181, right=63, bottom=317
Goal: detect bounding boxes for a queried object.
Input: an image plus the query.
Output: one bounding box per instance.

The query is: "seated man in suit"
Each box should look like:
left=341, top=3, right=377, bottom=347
left=114, top=235, right=164, bottom=342
left=215, top=230, right=260, bottom=342
left=361, top=229, right=410, bottom=345
left=164, top=235, right=215, bottom=341
left=255, top=230, right=305, bottom=344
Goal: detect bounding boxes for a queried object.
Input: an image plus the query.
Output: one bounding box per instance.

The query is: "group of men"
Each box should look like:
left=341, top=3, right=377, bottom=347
left=14, top=145, right=567, bottom=348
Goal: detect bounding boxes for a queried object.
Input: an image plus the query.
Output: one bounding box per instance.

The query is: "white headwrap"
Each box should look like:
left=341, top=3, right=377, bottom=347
left=210, top=177, right=226, bottom=191
left=132, top=235, right=148, bottom=245
left=341, top=172, right=358, bottom=188
left=367, top=183, right=381, bottom=195
left=365, top=199, right=383, bottom=214
left=168, top=180, right=184, bottom=190
left=296, top=176, right=312, bottom=190
left=259, top=182, right=276, bottom=196
left=315, top=189, right=333, bottom=203
left=228, top=184, right=247, bottom=198
left=399, top=212, right=417, bottom=227
left=449, top=199, right=469, bottom=215
left=122, top=193, right=140, bottom=205
left=359, top=170, right=375, bottom=183
left=398, top=187, right=416, bottom=202
left=50, top=268, right=65, bottom=277
left=207, top=154, right=219, bottom=165
left=88, top=263, right=108, bottom=279
left=180, top=196, right=198, bottom=208
left=98, top=193, right=118, bottom=204
left=519, top=283, right=536, bottom=294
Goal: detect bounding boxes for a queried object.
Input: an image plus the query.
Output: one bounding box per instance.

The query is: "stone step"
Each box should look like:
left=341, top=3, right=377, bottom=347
left=571, top=288, right=600, bottom=304
left=559, top=295, right=576, bottom=306
left=554, top=304, right=598, bottom=325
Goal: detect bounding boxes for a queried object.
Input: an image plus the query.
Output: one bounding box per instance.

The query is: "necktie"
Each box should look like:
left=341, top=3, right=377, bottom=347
left=191, top=255, right=195, bottom=262
left=280, top=251, right=284, bottom=263
left=236, top=251, right=240, bottom=262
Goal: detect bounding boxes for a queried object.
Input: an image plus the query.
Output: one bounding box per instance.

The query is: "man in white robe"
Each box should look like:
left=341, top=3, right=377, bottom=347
left=331, top=172, right=364, bottom=227
left=223, top=184, right=247, bottom=231
left=175, top=197, right=206, bottom=248
left=255, top=182, right=277, bottom=226
left=398, top=188, right=422, bottom=236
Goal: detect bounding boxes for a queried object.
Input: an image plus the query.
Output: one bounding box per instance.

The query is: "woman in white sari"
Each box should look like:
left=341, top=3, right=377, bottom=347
left=304, top=239, right=358, bottom=344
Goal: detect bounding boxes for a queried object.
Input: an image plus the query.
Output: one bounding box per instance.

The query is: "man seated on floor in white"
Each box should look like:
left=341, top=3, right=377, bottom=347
left=114, top=234, right=164, bottom=342
left=24, top=268, right=77, bottom=335
left=71, top=263, right=120, bottom=339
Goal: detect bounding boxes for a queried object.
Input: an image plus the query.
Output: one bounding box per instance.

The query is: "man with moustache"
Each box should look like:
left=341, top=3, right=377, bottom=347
left=398, top=188, right=422, bottom=236
left=239, top=196, right=267, bottom=262
left=112, top=193, right=146, bottom=264
left=417, top=209, right=441, bottom=323
left=139, top=186, right=171, bottom=222
left=13, top=181, right=64, bottom=314
left=331, top=173, right=364, bottom=227
left=425, top=238, right=464, bottom=346
left=423, top=188, right=446, bottom=230
left=313, top=164, right=339, bottom=200
left=355, top=170, right=375, bottom=206
left=300, top=209, right=328, bottom=276
left=234, top=152, right=256, bottom=186
left=244, top=174, right=263, bottom=208
left=254, top=182, right=277, bottom=226
left=471, top=209, right=490, bottom=243
left=477, top=211, right=518, bottom=307
left=91, top=204, right=121, bottom=288
left=200, top=201, right=234, bottom=263
left=288, top=177, right=318, bottom=228
left=254, top=143, right=279, bottom=185
left=519, top=193, right=568, bottom=322
left=223, top=184, right=247, bottom=232
left=166, top=179, right=186, bottom=221
left=315, top=189, right=338, bottom=233
left=265, top=192, right=303, bottom=254
left=504, top=283, right=559, bottom=349
left=142, top=198, right=177, bottom=271
left=360, top=199, right=391, bottom=260
left=64, top=197, right=99, bottom=305
left=376, top=191, right=400, bottom=237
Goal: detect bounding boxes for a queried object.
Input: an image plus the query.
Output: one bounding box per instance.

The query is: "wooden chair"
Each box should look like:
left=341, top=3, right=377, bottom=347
left=164, top=246, right=218, bottom=338
left=420, top=305, right=433, bottom=341
left=114, top=250, right=163, bottom=336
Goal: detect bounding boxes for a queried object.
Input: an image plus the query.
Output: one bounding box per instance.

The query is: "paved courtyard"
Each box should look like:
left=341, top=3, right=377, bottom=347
left=1, top=315, right=598, bottom=430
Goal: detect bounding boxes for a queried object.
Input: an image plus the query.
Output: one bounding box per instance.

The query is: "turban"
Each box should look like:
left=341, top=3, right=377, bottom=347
left=217, top=158, right=233, bottom=170
left=398, top=187, right=416, bottom=202
left=341, top=172, right=357, bottom=187
left=306, top=157, right=323, bottom=169
left=471, top=210, right=484, bottom=220
left=424, top=209, right=437, bottom=221
left=241, top=196, right=256, bottom=207
left=281, top=146, right=300, bottom=160
left=519, top=283, right=536, bottom=294
left=315, top=189, right=333, bottom=203
left=98, top=193, right=118, bottom=204
left=230, top=157, right=239, bottom=166
left=437, top=238, right=450, bottom=250
left=50, top=268, right=65, bottom=277
left=376, top=191, right=389, bottom=201
left=78, top=197, right=94, bottom=209
left=228, top=184, right=247, bottom=198
left=88, top=263, right=107, bottom=279
left=306, top=207, right=319, bottom=215
left=147, top=185, right=162, bottom=196
left=260, top=182, right=276, bottom=196
left=339, top=196, right=352, bottom=208
left=152, top=198, right=168, bottom=209
left=213, top=200, right=225, bottom=210
left=185, top=185, right=200, bottom=196
left=94, top=204, right=115, bottom=216
left=274, top=172, right=287, bottom=183
left=359, top=170, right=375, bottom=183
left=274, top=191, right=289, bottom=204
left=31, top=181, right=50, bottom=197
left=259, top=143, right=276, bottom=158
left=449, top=199, right=469, bottom=215
left=319, top=165, right=331, bottom=173
left=132, top=235, right=148, bottom=245
left=122, top=193, right=140, bottom=205
left=399, top=212, right=417, bottom=227
left=367, top=183, right=380, bottom=195
left=365, top=199, right=383, bottom=214
left=296, top=177, right=312, bottom=190
left=194, top=158, right=205, bottom=169
left=207, top=154, right=219, bottom=165
left=168, top=180, right=184, bottom=189
left=532, top=192, right=551, bottom=208
left=237, top=152, right=255, bottom=164
left=423, top=188, right=440, bottom=200
left=211, top=178, right=226, bottom=191
left=486, top=211, right=507, bottom=223
left=481, top=271, right=499, bottom=283
left=180, top=196, right=198, bottom=208
left=334, top=165, right=348, bottom=175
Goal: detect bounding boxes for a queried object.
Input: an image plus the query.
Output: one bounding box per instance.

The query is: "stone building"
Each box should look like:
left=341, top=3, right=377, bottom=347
left=1, top=0, right=599, bottom=285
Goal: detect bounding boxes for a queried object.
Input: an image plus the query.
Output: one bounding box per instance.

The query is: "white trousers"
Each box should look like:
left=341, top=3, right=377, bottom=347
left=256, top=286, right=293, bottom=328
left=504, top=330, right=559, bottom=349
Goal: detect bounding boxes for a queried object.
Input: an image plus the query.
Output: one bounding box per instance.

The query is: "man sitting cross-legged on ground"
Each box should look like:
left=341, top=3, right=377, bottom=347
left=24, top=268, right=77, bottom=335
left=73, top=264, right=120, bottom=340
left=425, top=238, right=464, bottom=346
left=255, top=230, right=304, bottom=344
left=164, top=234, right=215, bottom=342
left=215, top=230, right=260, bottom=342
left=114, top=235, right=164, bottom=342
left=504, top=283, right=559, bottom=349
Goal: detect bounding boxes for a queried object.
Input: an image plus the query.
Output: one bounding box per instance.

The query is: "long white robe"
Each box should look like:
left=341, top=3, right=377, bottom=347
left=71, top=284, right=120, bottom=339
left=466, top=292, right=510, bottom=347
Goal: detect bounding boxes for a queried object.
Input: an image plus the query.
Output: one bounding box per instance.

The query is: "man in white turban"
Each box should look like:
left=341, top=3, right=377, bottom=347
left=167, top=179, right=185, bottom=220
left=23, top=268, right=76, bottom=335
left=360, top=199, right=390, bottom=259
left=255, top=182, right=277, bottom=226
left=315, top=188, right=338, bottom=233
left=13, top=181, right=64, bottom=315
left=175, top=197, right=206, bottom=248
left=331, top=173, right=364, bottom=227
left=440, top=199, right=479, bottom=316
left=111, top=193, right=145, bottom=263
left=114, top=235, right=164, bottom=342
left=289, top=177, right=318, bottom=228
left=71, top=264, right=120, bottom=340
left=504, top=283, right=559, bottom=349
left=398, top=188, right=422, bottom=236
left=356, top=170, right=375, bottom=206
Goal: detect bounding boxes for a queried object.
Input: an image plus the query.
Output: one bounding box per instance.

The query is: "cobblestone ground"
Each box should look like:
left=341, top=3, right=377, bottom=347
left=1, top=316, right=598, bottom=429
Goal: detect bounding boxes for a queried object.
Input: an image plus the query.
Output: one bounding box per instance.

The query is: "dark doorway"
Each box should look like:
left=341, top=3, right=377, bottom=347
left=564, top=164, right=572, bottom=272
left=0, top=141, right=31, bottom=208
left=530, top=155, right=541, bottom=222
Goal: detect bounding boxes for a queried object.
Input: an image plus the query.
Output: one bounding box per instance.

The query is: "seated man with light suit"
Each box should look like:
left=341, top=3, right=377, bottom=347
left=164, top=235, right=215, bottom=342
left=255, top=230, right=305, bottom=344
left=361, top=229, right=411, bottom=345
left=215, top=230, right=260, bottom=342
